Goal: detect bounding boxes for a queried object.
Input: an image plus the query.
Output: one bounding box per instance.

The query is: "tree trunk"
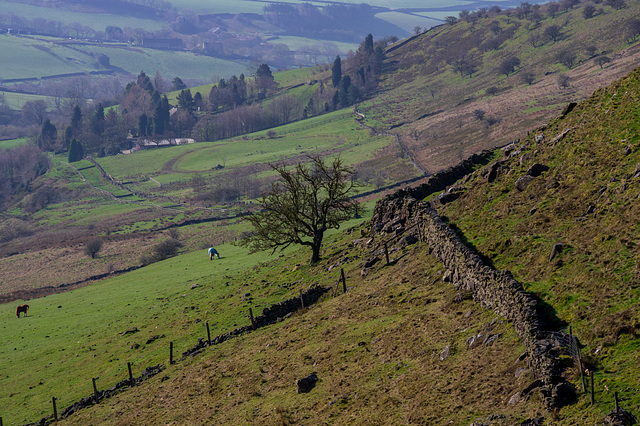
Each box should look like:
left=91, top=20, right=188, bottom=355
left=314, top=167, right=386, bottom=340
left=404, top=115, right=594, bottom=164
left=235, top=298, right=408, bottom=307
left=310, top=231, right=324, bottom=264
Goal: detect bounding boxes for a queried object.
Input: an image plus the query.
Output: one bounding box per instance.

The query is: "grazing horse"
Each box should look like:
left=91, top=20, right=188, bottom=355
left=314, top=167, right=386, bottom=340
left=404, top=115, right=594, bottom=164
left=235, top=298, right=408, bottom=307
left=16, top=304, right=29, bottom=318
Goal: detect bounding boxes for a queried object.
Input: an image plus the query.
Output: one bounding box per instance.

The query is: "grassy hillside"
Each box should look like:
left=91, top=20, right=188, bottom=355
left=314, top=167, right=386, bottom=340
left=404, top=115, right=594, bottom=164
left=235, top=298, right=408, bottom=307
left=436, top=67, right=640, bottom=421
left=49, top=56, right=640, bottom=426
left=4, top=2, right=640, bottom=424
left=358, top=0, right=640, bottom=174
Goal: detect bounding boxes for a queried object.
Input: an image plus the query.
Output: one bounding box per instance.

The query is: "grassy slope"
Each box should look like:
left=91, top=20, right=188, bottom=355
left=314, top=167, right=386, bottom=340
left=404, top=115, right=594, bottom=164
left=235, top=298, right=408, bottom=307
left=52, top=222, right=547, bottom=426
left=56, top=61, right=640, bottom=426
left=361, top=1, right=640, bottom=174
left=438, top=67, right=640, bottom=421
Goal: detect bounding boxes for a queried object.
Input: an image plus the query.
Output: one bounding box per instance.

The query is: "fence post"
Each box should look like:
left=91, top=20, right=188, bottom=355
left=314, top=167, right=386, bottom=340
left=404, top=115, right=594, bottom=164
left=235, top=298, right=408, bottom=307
left=249, top=308, right=256, bottom=330
left=52, top=397, right=58, bottom=422
left=341, top=268, right=347, bottom=294
left=384, top=242, right=390, bottom=265
left=128, top=362, right=134, bottom=386
left=590, top=370, right=595, bottom=405
left=300, top=290, right=305, bottom=309
left=170, top=342, right=174, bottom=365
left=615, top=391, right=619, bottom=412
left=92, top=377, right=99, bottom=404
left=206, top=322, right=211, bottom=345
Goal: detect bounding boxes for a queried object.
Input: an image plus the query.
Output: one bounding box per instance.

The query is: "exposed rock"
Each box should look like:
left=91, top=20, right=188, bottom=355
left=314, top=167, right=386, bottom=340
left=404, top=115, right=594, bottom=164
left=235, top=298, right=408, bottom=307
left=467, top=333, right=484, bottom=348
left=483, top=160, right=509, bottom=183
left=439, top=345, right=451, bottom=361
left=122, top=327, right=139, bottom=335
left=549, top=243, right=563, bottom=262
left=520, top=417, right=545, bottom=425
left=363, top=256, right=381, bottom=269
left=508, top=392, right=520, bottom=405
left=484, top=333, right=502, bottom=346
left=515, top=175, right=535, bottom=191
left=402, top=234, right=418, bottom=246
left=501, top=142, right=518, bottom=157
left=623, top=144, right=633, bottom=156
left=529, top=203, right=539, bottom=215
left=535, top=134, right=544, bottom=143
left=526, top=163, right=549, bottom=177
left=560, top=102, right=577, bottom=118
left=297, top=372, right=318, bottom=393
left=603, top=407, right=635, bottom=425
left=515, top=367, right=529, bottom=378
left=190, top=283, right=199, bottom=289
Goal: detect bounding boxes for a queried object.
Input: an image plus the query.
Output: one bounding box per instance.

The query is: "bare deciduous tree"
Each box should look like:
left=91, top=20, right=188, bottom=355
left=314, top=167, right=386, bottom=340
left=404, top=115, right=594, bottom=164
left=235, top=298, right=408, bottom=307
left=240, top=156, right=361, bottom=264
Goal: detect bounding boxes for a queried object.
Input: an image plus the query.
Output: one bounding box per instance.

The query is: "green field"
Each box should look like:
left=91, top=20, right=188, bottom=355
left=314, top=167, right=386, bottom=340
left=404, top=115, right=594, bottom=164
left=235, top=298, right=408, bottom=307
left=95, top=109, right=399, bottom=196
left=0, top=0, right=167, bottom=32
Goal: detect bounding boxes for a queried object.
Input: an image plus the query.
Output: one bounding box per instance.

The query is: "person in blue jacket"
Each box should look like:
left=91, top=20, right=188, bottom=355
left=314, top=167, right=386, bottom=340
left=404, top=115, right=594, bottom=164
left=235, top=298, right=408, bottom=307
left=208, top=247, right=220, bottom=260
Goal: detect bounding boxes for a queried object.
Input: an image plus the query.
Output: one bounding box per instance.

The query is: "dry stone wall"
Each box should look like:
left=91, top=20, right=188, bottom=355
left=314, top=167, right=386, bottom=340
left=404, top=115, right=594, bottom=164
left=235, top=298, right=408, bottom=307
left=372, top=192, right=574, bottom=409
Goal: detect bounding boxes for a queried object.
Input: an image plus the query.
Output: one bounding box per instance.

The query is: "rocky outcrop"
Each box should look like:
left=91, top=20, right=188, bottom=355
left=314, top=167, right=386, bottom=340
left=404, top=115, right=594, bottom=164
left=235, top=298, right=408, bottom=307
left=371, top=194, right=574, bottom=409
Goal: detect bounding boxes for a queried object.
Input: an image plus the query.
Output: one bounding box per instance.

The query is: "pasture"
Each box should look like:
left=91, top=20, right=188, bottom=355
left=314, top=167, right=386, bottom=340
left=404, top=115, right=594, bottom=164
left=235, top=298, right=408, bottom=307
left=95, top=109, right=402, bottom=198
left=0, top=0, right=167, bottom=32
left=0, top=212, right=368, bottom=424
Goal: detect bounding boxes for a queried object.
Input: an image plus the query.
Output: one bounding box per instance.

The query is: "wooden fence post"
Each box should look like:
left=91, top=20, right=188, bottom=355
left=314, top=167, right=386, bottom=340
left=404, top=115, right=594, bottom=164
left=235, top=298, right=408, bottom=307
left=299, top=290, right=304, bottom=309
left=590, top=370, right=595, bottom=405
left=615, top=391, right=619, bottom=412
left=384, top=242, right=390, bottom=265
left=128, top=362, right=134, bottom=386
left=52, top=397, right=58, bottom=422
left=206, top=322, right=211, bottom=345
left=249, top=308, right=256, bottom=330
left=341, top=268, right=347, bottom=294
left=92, top=377, right=99, bottom=404
left=170, top=342, right=174, bottom=365
left=1, top=416, right=3, bottom=426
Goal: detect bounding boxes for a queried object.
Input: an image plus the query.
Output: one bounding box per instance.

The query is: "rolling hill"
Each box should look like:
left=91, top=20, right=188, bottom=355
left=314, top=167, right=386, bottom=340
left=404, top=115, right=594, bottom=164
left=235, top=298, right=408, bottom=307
left=3, top=0, right=640, bottom=424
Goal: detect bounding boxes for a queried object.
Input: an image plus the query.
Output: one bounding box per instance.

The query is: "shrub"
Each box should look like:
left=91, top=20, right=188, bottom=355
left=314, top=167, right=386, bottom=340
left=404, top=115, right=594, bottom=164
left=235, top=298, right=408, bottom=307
left=84, top=239, right=104, bottom=259
left=140, top=238, right=183, bottom=265
left=0, top=218, right=33, bottom=242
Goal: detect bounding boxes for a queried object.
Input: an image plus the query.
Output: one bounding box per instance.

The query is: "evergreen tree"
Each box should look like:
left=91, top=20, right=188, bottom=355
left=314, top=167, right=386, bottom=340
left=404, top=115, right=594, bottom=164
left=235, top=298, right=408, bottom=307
left=70, top=105, right=82, bottom=134
left=90, top=103, right=105, bottom=135
left=177, top=89, right=195, bottom=112
left=172, top=76, right=187, bottom=91
left=68, top=138, right=84, bottom=162
left=331, top=55, right=342, bottom=88
left=139, top=113, right=149, bottom=136
left=137, top=71, right=154, bottom=94
left=154, top=96, right=170, bottom=135
left=38, top=119, right=57, bottom=151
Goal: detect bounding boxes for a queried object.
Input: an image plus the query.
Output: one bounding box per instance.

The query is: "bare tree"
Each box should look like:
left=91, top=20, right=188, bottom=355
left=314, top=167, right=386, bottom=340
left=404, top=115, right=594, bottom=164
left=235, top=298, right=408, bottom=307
left=21, top=100, right=48, bottom=126
left=240, top=156, right=361, bottom=264
left=84, top=239, right=104, bottom=259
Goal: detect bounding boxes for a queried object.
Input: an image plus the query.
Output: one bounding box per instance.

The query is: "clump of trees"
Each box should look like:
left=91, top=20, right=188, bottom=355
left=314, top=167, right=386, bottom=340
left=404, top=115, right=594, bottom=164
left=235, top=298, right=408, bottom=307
left=0, top=144, right=51, bottom=210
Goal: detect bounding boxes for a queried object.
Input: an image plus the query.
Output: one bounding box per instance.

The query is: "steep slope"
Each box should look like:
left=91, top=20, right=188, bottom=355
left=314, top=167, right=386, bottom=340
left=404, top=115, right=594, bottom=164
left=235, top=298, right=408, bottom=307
left=361, top=0, right=640, bottom=174
left=435, top=66, right=640, bottom=421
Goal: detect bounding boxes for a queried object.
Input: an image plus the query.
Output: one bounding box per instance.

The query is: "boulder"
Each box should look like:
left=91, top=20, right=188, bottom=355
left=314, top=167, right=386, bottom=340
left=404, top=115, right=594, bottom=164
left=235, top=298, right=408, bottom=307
left=526, top=163, right=549, bottom=177
left=297, top=372, right=318, bottom=394
left=515, top=175, right=535, bottom=191
left=439, top=345, right=451, bottom=361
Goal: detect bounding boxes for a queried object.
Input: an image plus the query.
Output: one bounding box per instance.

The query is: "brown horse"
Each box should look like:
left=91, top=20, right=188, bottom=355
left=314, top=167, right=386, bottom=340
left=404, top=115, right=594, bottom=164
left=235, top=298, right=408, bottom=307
left=16, top=304, right=29, bottom=318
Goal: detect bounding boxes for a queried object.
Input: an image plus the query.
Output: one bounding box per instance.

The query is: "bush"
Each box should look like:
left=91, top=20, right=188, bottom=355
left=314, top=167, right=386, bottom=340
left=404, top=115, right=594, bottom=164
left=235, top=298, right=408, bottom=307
left=0, top=218, right=33, bottom=242
left=140, top=238, right=183, bottom=265
left=84, top=239, right=104, bottom=259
